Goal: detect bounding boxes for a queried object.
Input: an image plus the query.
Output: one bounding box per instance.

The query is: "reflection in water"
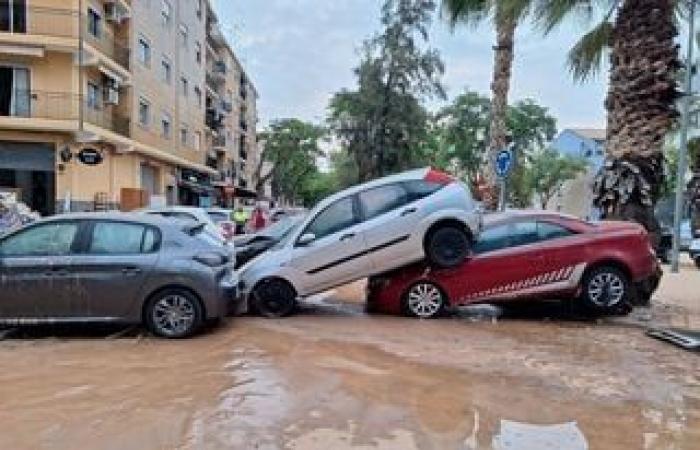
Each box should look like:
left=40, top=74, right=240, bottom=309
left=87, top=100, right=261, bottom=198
left=492, top=420, right=588, bottom=450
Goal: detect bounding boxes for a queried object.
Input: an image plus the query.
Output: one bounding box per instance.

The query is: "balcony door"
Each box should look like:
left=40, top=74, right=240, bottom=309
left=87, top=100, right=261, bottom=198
left=0, top=0, right=26, bottom=33
left=0, top=66, right=30, bottom=117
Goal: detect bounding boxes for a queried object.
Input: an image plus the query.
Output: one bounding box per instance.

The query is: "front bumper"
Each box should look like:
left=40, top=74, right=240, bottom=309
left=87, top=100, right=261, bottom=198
left=217, top=271, right=242, bottom=316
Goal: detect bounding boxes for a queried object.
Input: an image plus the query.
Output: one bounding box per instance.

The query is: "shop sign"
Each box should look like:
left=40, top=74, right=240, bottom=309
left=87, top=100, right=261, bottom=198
left=78, top=148, right=104, bottom=166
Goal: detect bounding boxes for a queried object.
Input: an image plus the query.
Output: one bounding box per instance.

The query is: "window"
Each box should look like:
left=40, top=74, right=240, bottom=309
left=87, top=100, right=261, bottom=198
left=538, top=221, right=574, bottom=241
left=179, top=23, right=188, bottom=47
left=194, top=86, right=202, bottom=108
left=180, top=126, right=188, bottom=146
left=87, top=82, right=101, bottom=109
left=359, top=184, right=407, bottom=221
left=161, top=112, right=172, bottom=138
left=195, top=41, right=202, bottom=64
left=87, top=8, right=101, bottom=38
left=194, top=131, right=202, bottom=151
left=180, top=76, right=188, bottom=97
left=138, top=98, right=150, bottom=127
left=304, top=197, right=357, bottom=241
left=138, top=37, right=151, bottom=66
left=1, top=223, right=79, bottom=257
left=474, top=221, right=539, bottom=254
left=89, top=222, right=159, bottom=254
left=161, top=0, right=172, bottom=26
left=403, top=180, right=443, bottom=202
left=161, top=57, right=172, bottom=83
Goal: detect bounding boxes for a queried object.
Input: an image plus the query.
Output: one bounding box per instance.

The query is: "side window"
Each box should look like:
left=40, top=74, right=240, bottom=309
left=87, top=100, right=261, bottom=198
left=473, top=224, right=511, bottom=253
left=89, top=222, right=156, bottom=255
left=359, top=184, right=407, bottom=221
left=403, top=180, right=443, bottom=202
left=474, top=221, right=539, bottom=254
left=305, top=197, right=356, bottom=241
left=0, top=223, right=79, bottom=256
left=538, top=222, right=574, bottom=241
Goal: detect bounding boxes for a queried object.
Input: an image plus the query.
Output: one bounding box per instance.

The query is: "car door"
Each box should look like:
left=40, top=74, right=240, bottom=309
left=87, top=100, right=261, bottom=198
left=66, top=220, right=161, bottom=319
left=288, top=196, right=372, bottom=294
left=0, top=221, right=81, bottom=318
left=359, top=183, right=420, bottom=267
left=442, top=221, right=545, bottom=303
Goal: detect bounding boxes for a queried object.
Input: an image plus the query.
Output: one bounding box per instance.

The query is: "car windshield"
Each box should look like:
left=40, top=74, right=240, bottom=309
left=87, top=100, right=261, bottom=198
left=272, top=215, right=306, bottom=248
left=259, top=215, right=305, bottom=241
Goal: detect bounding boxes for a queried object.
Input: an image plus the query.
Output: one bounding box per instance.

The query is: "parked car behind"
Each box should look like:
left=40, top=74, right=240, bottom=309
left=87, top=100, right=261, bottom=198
left=234, top=214, right=306, bottom=269
left=238, top=167, right=482, bottom=317
left=366, top=211, right=661, bottom=318
left=206, top=208, right=236, bottom=241
left=0, top=213, right=238, bottom=338
left=140, top=206, right=225, bottom=242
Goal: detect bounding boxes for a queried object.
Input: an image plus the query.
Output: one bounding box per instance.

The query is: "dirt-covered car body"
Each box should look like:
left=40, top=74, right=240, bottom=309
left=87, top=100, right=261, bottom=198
left=367, top=211, right=661, bottom=316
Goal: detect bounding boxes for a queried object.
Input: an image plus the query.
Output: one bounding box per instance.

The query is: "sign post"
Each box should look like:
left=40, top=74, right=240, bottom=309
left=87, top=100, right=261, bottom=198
left=494, top=147, right=514, bottom=211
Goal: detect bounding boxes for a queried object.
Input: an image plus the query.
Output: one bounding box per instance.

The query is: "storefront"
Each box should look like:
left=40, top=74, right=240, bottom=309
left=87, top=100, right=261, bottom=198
left=0, top=141, right=55, bottom=216
left=178, top=169, right=216, bottom=207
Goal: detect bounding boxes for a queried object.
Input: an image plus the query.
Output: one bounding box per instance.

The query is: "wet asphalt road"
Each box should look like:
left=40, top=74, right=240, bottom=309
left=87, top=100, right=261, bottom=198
left=0, top=269, right=698, bottom=449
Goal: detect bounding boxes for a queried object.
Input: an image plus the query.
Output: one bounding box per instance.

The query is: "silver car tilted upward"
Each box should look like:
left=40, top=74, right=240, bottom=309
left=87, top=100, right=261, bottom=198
left=0, top=213, right=238, bottom=338
left=239, top=168, right=482, bottom=317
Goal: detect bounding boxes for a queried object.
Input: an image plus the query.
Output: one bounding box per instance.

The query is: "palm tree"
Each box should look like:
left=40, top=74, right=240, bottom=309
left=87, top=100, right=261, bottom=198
left=536, top=0, right=680, bottom=238
left=441, top=0, right=531, bottom=209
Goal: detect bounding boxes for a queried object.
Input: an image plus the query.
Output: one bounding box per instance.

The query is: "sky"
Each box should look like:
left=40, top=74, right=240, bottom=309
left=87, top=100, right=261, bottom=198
left=212, top=0, right=609, bottom=132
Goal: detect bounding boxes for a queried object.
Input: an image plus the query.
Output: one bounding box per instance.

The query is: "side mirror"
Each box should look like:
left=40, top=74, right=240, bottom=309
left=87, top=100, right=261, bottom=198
left=297, top=233, right=316, bottom=246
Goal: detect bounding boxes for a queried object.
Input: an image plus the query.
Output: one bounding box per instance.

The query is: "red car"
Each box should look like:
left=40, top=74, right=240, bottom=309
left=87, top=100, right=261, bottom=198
left=366, top=211, right=661, bottom=318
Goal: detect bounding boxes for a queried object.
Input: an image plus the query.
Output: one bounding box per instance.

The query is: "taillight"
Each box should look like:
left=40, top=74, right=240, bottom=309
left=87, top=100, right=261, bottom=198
left=424, top=168, right=454, bottom=185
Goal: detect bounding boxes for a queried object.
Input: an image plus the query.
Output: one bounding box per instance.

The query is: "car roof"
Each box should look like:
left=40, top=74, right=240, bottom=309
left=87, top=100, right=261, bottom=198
left=34, top=211, right=174, bottom=227
left=483, top=210, right=585, bottom=227
left=312, top=167, right=431, bottom=210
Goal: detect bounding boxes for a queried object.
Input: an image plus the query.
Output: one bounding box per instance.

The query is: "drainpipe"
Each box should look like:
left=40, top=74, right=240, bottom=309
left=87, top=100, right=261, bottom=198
left=78, top=0, right=84, bottom=132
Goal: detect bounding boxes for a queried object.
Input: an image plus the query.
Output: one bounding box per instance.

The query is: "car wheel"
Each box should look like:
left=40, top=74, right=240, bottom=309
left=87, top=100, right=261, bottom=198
left=404, top=281, right=446, bottom=319
left=580, top=266, right=631, bottom=315
left=695, top=257, right=700, bottom=270
left=426, top=226, right=470, bottom=268
left=252, top=278, right=297, bottom=318
left=145, top=289, right=203, bottom=338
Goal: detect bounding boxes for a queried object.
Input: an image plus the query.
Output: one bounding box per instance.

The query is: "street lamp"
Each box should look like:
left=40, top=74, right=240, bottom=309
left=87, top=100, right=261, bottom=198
left=672, top=0, right=697, bottom=273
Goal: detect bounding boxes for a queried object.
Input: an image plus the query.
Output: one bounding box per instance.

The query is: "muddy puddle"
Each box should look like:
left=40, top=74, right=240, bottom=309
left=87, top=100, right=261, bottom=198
left=0, top=279, right=698, bottom=449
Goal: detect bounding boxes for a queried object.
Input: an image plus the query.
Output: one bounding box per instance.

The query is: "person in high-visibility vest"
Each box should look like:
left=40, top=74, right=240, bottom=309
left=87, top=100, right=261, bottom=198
left=232, top=207, right=249, bottom=235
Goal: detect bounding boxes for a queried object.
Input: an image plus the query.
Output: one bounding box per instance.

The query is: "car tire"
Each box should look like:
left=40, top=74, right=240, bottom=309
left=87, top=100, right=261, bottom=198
left=145, top=288, right=204, bottom=338
left=695, top=257, right=700, bottom=270
left=403, top=281, right=447, bottom=319
left=252, top=278, right=297, bottom=318
left=579, top=266, right=632, bottom=316
left=425, top=226, right=470, bottom=268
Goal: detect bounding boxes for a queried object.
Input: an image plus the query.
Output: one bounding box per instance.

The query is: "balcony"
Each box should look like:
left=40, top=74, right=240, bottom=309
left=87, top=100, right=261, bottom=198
left=212, top=134, right=227, bottom=150
left=82, top=21, right=130, bottom=71
left=205, top=108, right=223, bottom=130
left=239, top=148, right=248, bottom=161
left=0, top=6, right=79, bottom=40
left=0, top=90, right=129, bottom=137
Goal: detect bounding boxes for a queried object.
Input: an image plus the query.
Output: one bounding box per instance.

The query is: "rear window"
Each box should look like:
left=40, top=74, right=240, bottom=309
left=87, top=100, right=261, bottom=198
left=89, top=222, right=160, bottom=254
left=403, top=180, right=443, bottom=202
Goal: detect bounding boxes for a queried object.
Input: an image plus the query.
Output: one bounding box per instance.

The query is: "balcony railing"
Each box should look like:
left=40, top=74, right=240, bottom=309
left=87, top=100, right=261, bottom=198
left=0, top=6, right=79, bottom=38
left=0, top=6, right=129, bottom=70
left=212, top=135, right=227, bottom=148
left=0, top=90, right=130, bottom=137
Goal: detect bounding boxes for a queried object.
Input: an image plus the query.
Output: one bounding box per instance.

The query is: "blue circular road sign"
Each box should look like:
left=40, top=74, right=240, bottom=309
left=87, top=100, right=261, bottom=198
left=495, top=149, right=514, bottom=178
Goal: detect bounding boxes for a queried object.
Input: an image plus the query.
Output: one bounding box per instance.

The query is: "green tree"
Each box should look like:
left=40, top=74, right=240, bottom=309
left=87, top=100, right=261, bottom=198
left=255, top=119, right=326, bottom=205
left=441, top=0, right=532, bottom=209
left=329, top=0, right=445, bottom=182
left=526, top=148, right=587, bottom=209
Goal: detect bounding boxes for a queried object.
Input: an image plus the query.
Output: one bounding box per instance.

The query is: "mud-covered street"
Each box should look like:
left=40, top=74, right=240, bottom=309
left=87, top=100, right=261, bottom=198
left=0, top=265, right=698, bottom=450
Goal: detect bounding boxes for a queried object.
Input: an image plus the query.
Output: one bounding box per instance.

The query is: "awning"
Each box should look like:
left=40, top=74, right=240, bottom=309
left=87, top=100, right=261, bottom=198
left=178, top=179, right=217, bottom=195
left=235, top=187, right=258, bottom=199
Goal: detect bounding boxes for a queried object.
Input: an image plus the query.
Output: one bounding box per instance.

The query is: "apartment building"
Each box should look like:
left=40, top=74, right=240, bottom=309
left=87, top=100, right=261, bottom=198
left=0, top=0, right=260, bottom=215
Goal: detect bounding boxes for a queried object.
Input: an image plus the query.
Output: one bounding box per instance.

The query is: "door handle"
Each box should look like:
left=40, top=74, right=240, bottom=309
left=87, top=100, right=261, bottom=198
left=401, top=207, right=417, bottom=217
left=122, top=267, right=142, bottom=276
left=340, top=233, right=356, bottom=242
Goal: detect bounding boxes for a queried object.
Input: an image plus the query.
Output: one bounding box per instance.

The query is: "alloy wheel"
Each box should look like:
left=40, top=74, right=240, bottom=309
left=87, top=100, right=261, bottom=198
left=587, top=272, right=626, bottom=307
left=407, top=282, right=444, bottom=318
left=152, top=294, right=197, bottom=337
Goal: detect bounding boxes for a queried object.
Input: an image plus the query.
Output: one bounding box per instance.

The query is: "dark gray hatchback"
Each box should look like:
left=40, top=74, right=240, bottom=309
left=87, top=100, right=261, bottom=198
left=0, top=213, right=238, bottom=338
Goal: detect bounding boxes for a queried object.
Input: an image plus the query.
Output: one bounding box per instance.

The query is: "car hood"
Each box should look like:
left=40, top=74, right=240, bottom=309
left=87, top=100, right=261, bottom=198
left=238, top=245, right=290, bottom=275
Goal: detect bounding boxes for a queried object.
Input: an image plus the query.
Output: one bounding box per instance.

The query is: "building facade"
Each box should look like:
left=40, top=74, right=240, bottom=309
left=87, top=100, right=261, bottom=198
left=548, top=128, right=606, bottom=219
left=0, top=0, right=260, bottom=215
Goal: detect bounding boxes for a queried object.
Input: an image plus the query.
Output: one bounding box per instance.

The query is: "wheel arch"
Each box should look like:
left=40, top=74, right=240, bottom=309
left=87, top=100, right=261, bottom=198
left=582, top=259, right=633, bottom=283
left=142, top=284, right=206, bottom=323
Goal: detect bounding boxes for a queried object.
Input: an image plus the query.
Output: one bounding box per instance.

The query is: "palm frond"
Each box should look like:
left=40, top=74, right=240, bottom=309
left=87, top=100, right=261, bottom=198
left=567, top=20, right=613, bottom=82
left=440, top=0, right=491, bottom=28
left=535, top=0, right=596, bottom=34
left=500, top=0, right=535, bottom=22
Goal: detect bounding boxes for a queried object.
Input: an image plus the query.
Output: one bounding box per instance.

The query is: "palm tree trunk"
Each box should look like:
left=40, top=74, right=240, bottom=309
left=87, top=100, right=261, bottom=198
left=486, top=11, right=516, bottom=210
left=595, top=0, right=679, bottom=243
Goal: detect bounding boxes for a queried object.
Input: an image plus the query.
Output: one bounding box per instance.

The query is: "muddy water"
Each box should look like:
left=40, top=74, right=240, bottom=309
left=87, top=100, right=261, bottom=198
left=0, top=281, right=698, bottom=449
